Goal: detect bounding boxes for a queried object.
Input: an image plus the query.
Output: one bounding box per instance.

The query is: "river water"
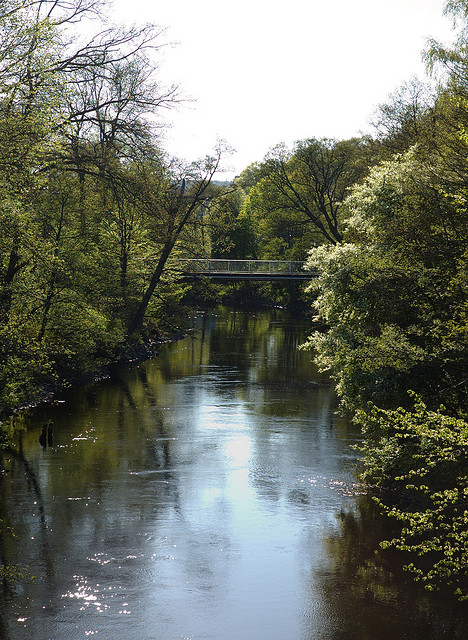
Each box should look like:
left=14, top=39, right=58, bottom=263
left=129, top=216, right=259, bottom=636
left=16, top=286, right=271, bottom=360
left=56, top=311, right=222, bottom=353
left=0, top=307, right=466, bottom=640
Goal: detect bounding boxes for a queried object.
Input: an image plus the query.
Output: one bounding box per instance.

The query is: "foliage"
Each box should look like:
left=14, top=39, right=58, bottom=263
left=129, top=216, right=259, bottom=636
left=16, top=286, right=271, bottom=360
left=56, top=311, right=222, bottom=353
left=371, top=77, right=437, bottom=156
left=242, top=137, right=374, bottom=252
left=302, top=149, right=468, bottom=411
left=356, top=398, right=468, bottom=600
left=208, top=187, right=257, bottom=259
left=0, top=1, right=225, bottom=415
left=125, top=146, right=230, bottom=336
left=295, top=3, right=468, bottom=603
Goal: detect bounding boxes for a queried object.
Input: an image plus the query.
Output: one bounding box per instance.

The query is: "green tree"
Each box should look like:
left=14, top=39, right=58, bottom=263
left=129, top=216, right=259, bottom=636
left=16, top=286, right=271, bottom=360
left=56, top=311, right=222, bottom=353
left=242, top=137, right=374, bottom=261
left=0, top=0, right=182, bottom=412
left=126, top=146, right=228, bottom=337
left=208, top=187, right=257, bottom=259
left=302, top=149, right=468, bottom=412
left=371, top=77, right=436, bottom=156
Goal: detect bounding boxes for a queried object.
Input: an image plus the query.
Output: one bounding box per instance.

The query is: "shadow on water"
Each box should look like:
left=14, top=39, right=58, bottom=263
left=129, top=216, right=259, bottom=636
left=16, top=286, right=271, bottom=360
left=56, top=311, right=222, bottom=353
left=311, top=497, right=468, bottom=640
left=0, top=433, right=57, bottom=640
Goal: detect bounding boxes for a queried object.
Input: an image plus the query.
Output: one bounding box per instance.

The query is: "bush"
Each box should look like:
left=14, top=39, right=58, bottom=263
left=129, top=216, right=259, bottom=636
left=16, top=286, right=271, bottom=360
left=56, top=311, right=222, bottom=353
left=356, top=396, right=468, bottom=600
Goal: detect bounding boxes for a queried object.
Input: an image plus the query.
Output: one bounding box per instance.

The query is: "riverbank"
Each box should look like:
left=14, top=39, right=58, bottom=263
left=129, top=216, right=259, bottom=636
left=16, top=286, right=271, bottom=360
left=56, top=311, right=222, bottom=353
left=0, top=294, right=321, bottom=423
left=0, top=329, right=185, bottom=422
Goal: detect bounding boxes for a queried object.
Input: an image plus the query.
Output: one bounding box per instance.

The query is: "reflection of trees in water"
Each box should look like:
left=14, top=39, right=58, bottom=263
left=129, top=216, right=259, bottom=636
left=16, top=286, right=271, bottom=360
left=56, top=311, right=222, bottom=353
left=0, top=334, right=237, bottom=638
left=310, top=497, right=468, bottom=640
left=0, top=436, right=58, bottom=640
left=144, top=309, right=330, bottom=417
left=208, top=309, right=316, bottom=385
left=147, top=308, right=331, bottom=423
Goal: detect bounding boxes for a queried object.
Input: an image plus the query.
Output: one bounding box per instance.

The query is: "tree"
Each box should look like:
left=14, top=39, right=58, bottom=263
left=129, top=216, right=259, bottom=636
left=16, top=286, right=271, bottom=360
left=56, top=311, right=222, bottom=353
left=425, top=1, right=468, bottom=85
left=126, top=146, right=228, bottom=337
left=302, top=149, right=468, bottom=412
left=234, top=161, right=270, bottom=193
left=243, top=137, right=372, bottom=249
left=0, top=0, right=182, bottom=412
left=356, top=398, right=468, bottom=601
left=0, top=0, right=176, bottom=308
left=207, top=187, right=257, bottom=260
left=371, top=77, right=436, bottom=156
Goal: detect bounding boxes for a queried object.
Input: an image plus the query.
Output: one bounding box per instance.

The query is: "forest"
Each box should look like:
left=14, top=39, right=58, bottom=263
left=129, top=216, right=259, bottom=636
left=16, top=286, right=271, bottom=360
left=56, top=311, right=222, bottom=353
left=0, top=0, right=467, bottom=600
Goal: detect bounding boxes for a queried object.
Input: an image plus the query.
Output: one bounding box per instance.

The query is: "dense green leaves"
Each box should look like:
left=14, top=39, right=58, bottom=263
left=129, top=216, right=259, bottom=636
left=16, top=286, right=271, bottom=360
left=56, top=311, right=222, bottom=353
left=242, top=137, right=373, bottom=251
left=356, top=399, right=468, bottom=599
left=0, top=1, right=222, bottom=414
left=302, top=149, right=468, bottom=411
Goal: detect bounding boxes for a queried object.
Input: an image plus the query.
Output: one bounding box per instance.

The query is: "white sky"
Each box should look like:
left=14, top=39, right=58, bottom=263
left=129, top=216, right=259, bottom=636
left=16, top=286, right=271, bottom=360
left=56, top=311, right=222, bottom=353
left=111, top=0, right=455, bottom=178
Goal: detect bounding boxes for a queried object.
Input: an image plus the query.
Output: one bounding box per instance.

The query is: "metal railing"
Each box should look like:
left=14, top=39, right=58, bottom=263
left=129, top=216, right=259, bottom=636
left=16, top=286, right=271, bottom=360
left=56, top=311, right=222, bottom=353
left=178, top=259, right=316, bottom=280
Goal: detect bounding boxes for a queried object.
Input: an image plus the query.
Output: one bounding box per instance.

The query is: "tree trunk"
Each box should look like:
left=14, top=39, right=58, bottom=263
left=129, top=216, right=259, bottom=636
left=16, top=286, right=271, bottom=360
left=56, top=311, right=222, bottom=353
left=126, top=241, right=174, bottom=337
left=0, top=246, right=21, bottom=324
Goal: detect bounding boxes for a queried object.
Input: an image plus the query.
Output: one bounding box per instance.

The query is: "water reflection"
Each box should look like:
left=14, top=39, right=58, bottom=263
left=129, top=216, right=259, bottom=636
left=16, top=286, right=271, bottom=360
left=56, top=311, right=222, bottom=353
left=314, top=499, right=468, bottom=639
left=0, top=307, right=466, bottom=639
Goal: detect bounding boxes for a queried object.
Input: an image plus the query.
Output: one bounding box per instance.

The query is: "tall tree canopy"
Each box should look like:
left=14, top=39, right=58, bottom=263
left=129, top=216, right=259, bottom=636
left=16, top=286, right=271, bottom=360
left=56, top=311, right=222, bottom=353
left=0, top=0, right=227, bottom=413
left=242, top=137, right=373, bottom=250
left=303, top=149, right=467, bottom=411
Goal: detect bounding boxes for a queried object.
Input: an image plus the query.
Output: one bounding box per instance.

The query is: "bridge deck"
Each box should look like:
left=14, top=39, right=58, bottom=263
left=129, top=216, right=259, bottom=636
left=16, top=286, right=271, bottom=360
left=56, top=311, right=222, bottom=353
left=179, top=259, right=317, bottom=281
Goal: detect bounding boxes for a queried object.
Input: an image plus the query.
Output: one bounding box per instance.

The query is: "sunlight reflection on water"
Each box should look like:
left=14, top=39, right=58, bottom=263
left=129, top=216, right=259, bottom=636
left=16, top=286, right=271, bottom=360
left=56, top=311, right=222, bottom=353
left=224, top=434, right=252, bottom=466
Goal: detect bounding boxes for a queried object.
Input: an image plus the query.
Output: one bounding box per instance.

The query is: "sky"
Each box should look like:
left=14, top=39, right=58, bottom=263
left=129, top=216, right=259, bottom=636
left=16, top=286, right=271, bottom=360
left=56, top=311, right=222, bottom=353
left=111, top=0, right=455, bottom=178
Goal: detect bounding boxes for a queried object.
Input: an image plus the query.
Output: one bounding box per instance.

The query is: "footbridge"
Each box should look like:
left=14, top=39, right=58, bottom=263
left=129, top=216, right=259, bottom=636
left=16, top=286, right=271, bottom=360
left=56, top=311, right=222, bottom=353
left=179, top=259, right=317, bottom=281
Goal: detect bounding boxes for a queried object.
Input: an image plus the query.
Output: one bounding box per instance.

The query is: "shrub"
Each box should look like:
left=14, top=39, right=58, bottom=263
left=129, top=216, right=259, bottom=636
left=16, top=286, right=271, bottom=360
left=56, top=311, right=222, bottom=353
left=356, top=396, right=468, bottom=600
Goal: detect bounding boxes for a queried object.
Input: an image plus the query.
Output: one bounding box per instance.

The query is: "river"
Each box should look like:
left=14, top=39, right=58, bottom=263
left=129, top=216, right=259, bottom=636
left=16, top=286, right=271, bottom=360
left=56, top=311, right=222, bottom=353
left=0, top=307, right=466, bottom=639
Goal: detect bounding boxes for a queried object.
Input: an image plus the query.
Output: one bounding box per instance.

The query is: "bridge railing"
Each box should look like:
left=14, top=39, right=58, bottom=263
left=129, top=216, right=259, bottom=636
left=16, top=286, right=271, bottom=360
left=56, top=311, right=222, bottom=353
left=180, top=259, right=307, bottom=275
